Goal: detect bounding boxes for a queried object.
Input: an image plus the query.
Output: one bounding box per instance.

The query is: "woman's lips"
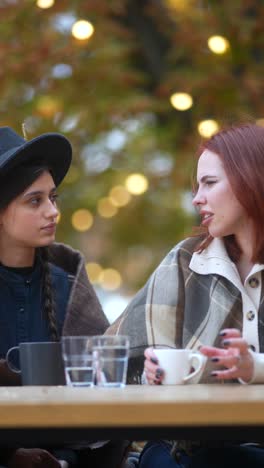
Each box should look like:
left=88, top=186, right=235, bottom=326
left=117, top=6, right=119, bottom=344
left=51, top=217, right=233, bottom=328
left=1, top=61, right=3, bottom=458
left=42, top=223, right=56, bottom=233
left=201, top=213, right=213, bottom=226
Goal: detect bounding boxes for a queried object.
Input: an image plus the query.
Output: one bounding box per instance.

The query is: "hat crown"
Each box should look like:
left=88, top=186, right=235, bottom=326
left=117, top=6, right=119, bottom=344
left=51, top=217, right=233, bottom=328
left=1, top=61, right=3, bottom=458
left=0, top=126, right=72, bottom=186
left=0, top=127, right=25, bottom=157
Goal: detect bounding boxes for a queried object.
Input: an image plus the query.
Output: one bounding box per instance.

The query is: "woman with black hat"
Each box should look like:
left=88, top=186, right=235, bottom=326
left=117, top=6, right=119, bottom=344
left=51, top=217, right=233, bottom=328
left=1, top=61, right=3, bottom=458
left=0, top=127, right=126, bottom=468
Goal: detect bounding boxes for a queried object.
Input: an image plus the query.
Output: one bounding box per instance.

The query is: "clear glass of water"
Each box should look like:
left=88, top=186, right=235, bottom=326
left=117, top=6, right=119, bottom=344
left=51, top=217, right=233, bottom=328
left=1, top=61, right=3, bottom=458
left=61, top=336, right=95, bottom=387
left=92, top=335, right=129, bottom=388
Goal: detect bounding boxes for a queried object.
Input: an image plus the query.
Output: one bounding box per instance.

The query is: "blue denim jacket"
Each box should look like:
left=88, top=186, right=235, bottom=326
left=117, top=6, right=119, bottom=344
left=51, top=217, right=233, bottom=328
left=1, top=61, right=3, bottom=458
left=0, top=260, right=71, bottom=359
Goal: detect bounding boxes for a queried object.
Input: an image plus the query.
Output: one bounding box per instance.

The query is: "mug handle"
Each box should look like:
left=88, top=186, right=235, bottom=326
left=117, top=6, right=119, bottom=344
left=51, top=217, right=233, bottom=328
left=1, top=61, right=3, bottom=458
left=183, top=352, right=207, bottom=383
left=6, top=346, right=21, bottom=373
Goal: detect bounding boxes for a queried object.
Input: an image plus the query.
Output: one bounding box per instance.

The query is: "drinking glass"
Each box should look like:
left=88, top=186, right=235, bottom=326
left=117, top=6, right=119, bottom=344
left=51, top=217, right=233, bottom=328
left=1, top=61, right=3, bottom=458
left=61, top=336, right=95, bottom=387
left=92, top=335, right=129, bottom=388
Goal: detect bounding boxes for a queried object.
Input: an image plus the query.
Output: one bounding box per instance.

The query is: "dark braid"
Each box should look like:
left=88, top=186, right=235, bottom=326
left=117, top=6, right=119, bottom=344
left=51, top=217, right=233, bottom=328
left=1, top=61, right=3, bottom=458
left=39, top=247, right=59, bottom=341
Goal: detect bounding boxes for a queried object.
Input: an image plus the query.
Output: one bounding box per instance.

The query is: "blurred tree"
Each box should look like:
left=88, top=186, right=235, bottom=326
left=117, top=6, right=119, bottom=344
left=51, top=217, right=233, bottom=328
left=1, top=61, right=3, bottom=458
left=0, top=0, right=264, bottom=293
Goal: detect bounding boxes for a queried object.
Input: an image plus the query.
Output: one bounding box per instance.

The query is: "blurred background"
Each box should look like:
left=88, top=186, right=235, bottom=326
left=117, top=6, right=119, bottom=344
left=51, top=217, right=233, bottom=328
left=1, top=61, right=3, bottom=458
left=1, top=0, right=264, bottom=321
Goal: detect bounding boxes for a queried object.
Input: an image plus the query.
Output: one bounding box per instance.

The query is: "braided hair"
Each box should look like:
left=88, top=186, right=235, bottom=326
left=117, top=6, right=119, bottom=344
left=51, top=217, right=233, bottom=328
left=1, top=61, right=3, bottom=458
left=0, top=163, right=59, bottom=340
left=39, top=247, right=59, bottom=341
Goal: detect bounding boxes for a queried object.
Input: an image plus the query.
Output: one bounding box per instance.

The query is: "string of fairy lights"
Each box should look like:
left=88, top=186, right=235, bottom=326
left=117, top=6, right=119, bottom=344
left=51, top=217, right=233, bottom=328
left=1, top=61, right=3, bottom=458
left=35, top=0, right=231, bottom=139
left=34, top=0, right=263, bottom=292
left=70, top=174, right=148, bottom=291
left=34, top=0, right=150, bottom=291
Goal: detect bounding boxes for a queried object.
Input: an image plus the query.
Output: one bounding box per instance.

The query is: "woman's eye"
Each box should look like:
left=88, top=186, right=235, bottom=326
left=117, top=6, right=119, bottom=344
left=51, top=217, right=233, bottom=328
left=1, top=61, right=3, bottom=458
left=206, top=180, right=216, bottom=186
left=30, top=197, right=41, bottom=206
left=50, top=194, right=59, bottom=204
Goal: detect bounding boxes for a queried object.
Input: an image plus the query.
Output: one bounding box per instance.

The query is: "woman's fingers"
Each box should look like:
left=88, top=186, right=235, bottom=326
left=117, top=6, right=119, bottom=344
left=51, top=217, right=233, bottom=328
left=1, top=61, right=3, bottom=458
left=219, top=328, right=242, bottom=339
left=144, top=347, right=164, bottom=385
left=200, top=328, right=254, bottom=382
left=222, top=337, right=249, bottom=355
left=144, top=347, right=158, bottom=362
left=204, top=330, right=254, bottom=382
left=200, top=345, right=228, bottom=358
left=211, top=354, right=253, bottom=381
left=210, top=353, right=241, bottom=368
left=201, top=345, right=242, bottom=371
left=211, top=365, right=244, bottom=380
left=144, top=329, right=254, bottom=385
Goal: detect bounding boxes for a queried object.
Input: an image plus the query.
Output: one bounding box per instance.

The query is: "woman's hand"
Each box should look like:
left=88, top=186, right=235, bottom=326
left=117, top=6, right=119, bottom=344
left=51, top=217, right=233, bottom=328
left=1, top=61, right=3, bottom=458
left=0, top=359, right=21, bottom=386
left=8, top=448, right=61, bottom=468
left=143, top=347, right=164, bottom=385
left=199, top=328, right=254, bottom=383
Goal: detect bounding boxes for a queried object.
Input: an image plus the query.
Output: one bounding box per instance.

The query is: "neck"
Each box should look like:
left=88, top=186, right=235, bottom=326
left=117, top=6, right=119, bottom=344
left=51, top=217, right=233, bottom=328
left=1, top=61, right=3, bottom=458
left=233, top=227, right=255, bottom=283
left=234, top=221, right=255, bottom=262
left=236, top=254, right=254, bottom=283
left=0, top=244, right=35, bottom=268
left=235, top=238, right=254, bottom=283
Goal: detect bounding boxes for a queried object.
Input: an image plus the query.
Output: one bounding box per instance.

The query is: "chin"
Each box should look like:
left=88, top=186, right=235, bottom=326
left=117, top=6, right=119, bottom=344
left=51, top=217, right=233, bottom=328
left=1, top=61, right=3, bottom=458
left=38, top=239, right=56, bottom=247
left=208, top=228, right=227, bottom=238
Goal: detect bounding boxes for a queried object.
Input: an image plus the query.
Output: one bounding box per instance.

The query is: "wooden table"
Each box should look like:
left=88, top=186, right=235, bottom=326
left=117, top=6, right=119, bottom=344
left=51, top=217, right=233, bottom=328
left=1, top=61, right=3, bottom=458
left=0, top=384, right=264, bottom=445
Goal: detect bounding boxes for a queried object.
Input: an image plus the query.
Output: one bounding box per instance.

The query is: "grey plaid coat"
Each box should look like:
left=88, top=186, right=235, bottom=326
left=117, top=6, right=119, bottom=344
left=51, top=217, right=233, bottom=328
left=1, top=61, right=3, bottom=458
left=107, top=236, right=264, bottom=456
left=107, top=236, right=264, bottom=383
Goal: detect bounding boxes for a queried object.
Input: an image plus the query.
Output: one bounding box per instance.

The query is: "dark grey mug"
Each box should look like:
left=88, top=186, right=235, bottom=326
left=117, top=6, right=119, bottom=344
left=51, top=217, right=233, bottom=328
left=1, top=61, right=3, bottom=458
left=6, top=341, right=66, bottom=385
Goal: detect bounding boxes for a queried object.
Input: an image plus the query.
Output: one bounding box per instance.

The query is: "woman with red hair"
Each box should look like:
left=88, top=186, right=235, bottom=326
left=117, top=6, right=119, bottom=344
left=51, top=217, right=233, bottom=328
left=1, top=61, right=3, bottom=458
left=108, top=123, right=264, bottom=467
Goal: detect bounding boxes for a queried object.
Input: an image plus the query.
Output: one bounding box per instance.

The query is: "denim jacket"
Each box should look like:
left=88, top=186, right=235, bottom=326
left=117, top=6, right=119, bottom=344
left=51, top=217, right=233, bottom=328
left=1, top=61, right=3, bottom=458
left=0, top=242, right=109, bottom=383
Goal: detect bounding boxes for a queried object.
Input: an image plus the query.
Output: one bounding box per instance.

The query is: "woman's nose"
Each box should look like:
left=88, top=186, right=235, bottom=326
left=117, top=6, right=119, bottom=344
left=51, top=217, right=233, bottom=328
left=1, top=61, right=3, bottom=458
left=192, top=190, right=205, bottom=207
left=46, top=200, right=59, bottom=218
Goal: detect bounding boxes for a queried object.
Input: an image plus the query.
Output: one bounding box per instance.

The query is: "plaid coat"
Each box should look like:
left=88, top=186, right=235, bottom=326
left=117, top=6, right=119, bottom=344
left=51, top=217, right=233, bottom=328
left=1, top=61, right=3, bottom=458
left=106, top=236, right=264, bottom=383
left=107, top=236, right=264, bottom=456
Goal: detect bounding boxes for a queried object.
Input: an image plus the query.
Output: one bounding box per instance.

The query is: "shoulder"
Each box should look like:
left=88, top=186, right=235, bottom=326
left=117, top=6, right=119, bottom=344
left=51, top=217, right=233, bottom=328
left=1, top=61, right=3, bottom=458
left=49, top=242, right=84, bottom=260
left=48, top=242, right=85, bottom=276
left=159, top=236, right=202, bottom=267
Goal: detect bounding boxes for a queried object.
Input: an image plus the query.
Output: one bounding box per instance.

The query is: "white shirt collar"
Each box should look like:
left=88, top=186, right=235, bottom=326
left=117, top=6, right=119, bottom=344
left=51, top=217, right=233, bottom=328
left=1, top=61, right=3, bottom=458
left=190, top=237, right=264, bottom=289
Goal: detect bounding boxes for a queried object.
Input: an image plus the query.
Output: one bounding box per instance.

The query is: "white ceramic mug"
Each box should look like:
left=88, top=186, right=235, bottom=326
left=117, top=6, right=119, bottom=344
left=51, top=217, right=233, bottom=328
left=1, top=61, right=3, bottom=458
left=153, top=348, right=207, bottom=385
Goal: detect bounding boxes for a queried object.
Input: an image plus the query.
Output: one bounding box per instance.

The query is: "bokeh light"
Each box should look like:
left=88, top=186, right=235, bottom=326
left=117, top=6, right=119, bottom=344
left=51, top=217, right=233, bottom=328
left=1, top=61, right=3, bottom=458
left=86, top=262, right=103, bottom=284
left=109, top=185, right=131, bottom=207
left=166, top=0, right=190, bottom=11
left=197, top=119, right=220, bottom=138
left=35, top=96, right=62, bottom=118
left=125, top=173, right=149, bottom=195
left=97, top=198, right=118, bottom=218
left=170, top=92, right=193, bottom=111
left=71, top=209, right=94, bottom=231
left=72, top=20, right=94, bottom=40
left=98, top=268, right=122, bottom=291
left=36, top=0, right=54, bottom=8
left=207, top=35, right=230, bottom=54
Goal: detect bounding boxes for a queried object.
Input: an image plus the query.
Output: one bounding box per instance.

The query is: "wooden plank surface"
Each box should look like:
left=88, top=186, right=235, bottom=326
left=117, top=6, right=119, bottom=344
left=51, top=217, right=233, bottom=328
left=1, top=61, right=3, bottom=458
left=0, top=384, right=263, bottom=428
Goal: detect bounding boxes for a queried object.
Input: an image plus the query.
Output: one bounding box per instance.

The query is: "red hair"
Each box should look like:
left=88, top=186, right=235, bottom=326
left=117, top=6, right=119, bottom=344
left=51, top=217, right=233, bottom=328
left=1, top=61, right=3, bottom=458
left=195, top=123, right=264, bottom=263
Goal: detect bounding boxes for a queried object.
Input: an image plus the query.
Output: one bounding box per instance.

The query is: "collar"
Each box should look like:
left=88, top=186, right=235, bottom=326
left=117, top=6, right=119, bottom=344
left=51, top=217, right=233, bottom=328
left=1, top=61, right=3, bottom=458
left=190, top=237, right=264, bottom=290
left=0, top=257, right=41, bottom=283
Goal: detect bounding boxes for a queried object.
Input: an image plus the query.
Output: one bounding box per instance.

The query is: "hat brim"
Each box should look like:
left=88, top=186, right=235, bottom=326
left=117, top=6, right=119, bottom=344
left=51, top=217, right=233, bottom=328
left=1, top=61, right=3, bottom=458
left=0, top=133, right=72, bottom=186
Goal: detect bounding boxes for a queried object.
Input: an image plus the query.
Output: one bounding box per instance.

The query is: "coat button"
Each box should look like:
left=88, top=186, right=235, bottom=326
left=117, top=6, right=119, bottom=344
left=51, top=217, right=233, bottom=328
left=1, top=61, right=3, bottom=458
left=249, top=277, right=259, bottom=288
left=246, top=310, right=255, bottom=321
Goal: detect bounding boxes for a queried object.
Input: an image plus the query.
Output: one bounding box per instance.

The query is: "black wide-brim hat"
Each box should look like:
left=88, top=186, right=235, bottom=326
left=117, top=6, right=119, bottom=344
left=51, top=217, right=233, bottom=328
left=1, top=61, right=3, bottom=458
left=0, top=127, right=72, bottom=186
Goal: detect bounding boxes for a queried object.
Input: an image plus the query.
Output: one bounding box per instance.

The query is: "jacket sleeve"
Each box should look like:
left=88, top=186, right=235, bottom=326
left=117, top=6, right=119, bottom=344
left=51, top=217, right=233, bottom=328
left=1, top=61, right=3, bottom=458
left=239, top=350, right=264, bottom=384
left=106, top=245, right=185, bottom=383
left=49, top=242, right=109, bottom=336
left=62, top=265, right=109, bottom=337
